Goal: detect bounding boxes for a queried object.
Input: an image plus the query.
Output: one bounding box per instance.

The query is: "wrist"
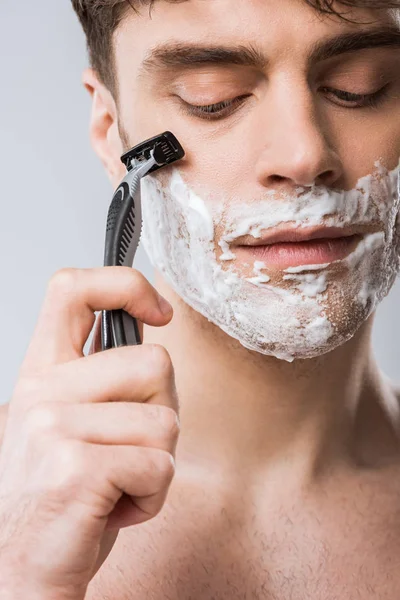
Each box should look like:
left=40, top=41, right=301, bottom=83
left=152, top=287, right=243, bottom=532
left=0, top=551, right=86, bottom=600
left=0, top=588, right=84, bottom=600
left=0, top=578, right=85, bottom=600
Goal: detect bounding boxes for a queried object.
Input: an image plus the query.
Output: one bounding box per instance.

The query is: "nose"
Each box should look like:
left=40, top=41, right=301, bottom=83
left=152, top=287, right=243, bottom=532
left=255, top=85, right=343, bottom=190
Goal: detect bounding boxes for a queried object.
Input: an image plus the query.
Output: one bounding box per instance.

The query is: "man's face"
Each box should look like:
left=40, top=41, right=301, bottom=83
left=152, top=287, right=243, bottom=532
left=108, top=0, right=400, bottom=360
left=115, top=0, right=400, bottom=188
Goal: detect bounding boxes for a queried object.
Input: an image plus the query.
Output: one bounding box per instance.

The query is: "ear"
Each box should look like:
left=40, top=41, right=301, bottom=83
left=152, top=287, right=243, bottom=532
left=82, top=68, right=126, bottom=187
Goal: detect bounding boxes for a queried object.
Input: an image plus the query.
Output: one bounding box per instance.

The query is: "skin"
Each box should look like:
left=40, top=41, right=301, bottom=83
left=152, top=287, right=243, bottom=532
left=1, top=0, right=400, bottom=598
left=84, top=0, right=400, bottom=599
left=77, top=1, right=400, bottom=597
left=86, top=3, right=400, bottom=470
left=0, top=269, right=180, bottom=600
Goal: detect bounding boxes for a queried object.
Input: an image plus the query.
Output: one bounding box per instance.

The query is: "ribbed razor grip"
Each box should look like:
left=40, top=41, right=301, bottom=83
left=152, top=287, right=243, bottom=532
left=102, top=173, right=142, bottom=349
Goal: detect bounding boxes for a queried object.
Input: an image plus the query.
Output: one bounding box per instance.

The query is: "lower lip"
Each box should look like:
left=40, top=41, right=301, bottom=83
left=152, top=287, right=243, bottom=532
left=235, top=235, right=361, bottom=269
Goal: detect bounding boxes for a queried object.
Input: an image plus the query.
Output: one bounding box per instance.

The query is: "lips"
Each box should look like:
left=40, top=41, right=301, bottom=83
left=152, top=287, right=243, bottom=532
left=230, top=225, right=379, bottom=269
left=233, top=225, right=366, bottom=247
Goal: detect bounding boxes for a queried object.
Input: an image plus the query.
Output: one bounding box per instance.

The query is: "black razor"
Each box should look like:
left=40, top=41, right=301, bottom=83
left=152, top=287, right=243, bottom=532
left=101, top=131, right=185, bottom=351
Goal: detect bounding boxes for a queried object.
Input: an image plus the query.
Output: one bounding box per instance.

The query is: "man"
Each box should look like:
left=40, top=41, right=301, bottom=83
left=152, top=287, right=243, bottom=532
left=1, top=0, right=400, bottom=598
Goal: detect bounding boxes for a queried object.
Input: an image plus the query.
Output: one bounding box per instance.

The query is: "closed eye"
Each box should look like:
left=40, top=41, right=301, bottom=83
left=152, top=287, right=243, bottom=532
left=178, top=94, right=251, bottom=121
left=321, top=83, right=391, bottom=109
left=178, top=84, right=391, bottom=121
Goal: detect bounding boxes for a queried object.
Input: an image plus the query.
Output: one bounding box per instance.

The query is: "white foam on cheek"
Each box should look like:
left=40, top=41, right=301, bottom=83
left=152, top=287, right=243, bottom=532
left=284, top=263, right=331, bottom=273
left=140, top=159, right=400, bottom=362
left=245, top=261, right=271, bottom=286
left=283, top=272, right=328, bottom=296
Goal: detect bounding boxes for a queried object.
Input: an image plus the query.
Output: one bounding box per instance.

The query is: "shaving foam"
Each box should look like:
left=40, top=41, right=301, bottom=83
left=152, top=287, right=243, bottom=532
left=140, top=160, right=400, bottom=361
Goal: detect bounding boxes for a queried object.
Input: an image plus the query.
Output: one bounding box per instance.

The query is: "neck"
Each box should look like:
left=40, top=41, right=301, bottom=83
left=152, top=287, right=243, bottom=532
left=144, top=271, right=399, bottom=484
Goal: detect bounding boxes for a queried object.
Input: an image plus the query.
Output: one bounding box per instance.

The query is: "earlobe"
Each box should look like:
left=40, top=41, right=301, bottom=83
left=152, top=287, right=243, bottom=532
left=81, top=68, right=125, bottom=186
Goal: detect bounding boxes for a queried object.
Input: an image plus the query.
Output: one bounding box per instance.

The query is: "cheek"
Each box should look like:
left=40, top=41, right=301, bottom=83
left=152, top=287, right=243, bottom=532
left=120, top=91, right=258, bottom=197
left=177, top=145, right=250, bottom=200
left=343, top=130, right=400, bottom=181
left=327, top=108, right=400, bottom=188
left=372, top=128, right=400, bottom=170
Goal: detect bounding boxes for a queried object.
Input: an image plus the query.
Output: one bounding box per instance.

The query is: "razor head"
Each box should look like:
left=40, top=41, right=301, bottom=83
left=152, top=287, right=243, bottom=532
left=120, top=131, right=185, bottom=174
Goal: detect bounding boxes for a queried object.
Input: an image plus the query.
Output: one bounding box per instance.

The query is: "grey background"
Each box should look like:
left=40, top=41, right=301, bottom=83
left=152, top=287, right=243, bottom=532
left=0, top=1, right=398, bottom=404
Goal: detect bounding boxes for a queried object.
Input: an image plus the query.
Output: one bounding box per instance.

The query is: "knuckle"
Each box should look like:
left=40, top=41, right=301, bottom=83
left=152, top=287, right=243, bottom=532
left=52, top=440, right=88, bottom=487
left=24, top=403, right=60, bottom=437
left=124, top=269, right=147, bottom=301
left=150, top=449, right=176, bottom=482
left=15, top=374, right=43, bottom=402
left=152, top=405, right=180, bottom=438
left=149, top=344, right=174, bottom=380
left=47, top=268, right=79, bottom=298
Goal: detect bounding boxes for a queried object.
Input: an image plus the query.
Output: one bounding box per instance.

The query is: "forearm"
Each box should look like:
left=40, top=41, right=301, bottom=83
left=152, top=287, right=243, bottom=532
left=0, top=401, right=92, bottom=600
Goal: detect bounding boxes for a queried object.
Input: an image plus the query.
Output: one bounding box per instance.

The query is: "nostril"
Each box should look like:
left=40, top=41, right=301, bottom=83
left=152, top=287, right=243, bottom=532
left=269, top=175, right=286, bottom=184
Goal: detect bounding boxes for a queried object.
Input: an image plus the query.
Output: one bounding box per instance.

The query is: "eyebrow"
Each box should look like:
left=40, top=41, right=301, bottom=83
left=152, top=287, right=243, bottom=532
left=309, top=24, right=400, bottom=64
left=139, top=42, right=267, bottom=76
left=138, top=25, right=400, bottom=78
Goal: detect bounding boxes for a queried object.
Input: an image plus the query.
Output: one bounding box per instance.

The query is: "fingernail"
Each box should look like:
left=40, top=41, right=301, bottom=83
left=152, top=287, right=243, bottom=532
left=157, top=294, right=173, bottom=315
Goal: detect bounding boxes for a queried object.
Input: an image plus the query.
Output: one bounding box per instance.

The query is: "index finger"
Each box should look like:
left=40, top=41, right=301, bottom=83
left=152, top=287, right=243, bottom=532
left=22, top=267, right=171, bottom=373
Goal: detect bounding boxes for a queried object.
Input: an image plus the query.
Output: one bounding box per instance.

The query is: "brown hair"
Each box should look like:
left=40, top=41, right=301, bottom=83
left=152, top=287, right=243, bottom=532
left=71, top=0, right=400, bottom=96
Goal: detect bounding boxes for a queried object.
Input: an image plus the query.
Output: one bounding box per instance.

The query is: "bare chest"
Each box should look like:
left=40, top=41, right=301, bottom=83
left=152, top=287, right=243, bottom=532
left=87, top=469, right=400, bottom=600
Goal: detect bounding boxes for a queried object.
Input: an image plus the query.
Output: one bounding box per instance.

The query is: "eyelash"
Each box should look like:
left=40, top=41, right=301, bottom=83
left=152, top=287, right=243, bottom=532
left=322, top=84, right=391, bottom=109
left=181, top=95, right=249, bottom=120
left=180, top=84, right=391, bottom=121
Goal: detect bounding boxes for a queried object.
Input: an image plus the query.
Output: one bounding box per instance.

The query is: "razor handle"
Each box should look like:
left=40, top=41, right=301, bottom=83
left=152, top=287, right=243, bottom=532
left=103, top=173, right=143, bottom=349
left=101, top=132, right=185, bottom=351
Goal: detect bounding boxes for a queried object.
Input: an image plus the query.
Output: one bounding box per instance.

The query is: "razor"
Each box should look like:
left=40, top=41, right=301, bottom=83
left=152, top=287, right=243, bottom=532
left=101, top=131, right=185, bottom=350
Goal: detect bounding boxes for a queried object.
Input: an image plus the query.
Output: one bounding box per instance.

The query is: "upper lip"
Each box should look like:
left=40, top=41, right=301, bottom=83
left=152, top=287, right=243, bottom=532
left=234, top=225, right=376, bottom=246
